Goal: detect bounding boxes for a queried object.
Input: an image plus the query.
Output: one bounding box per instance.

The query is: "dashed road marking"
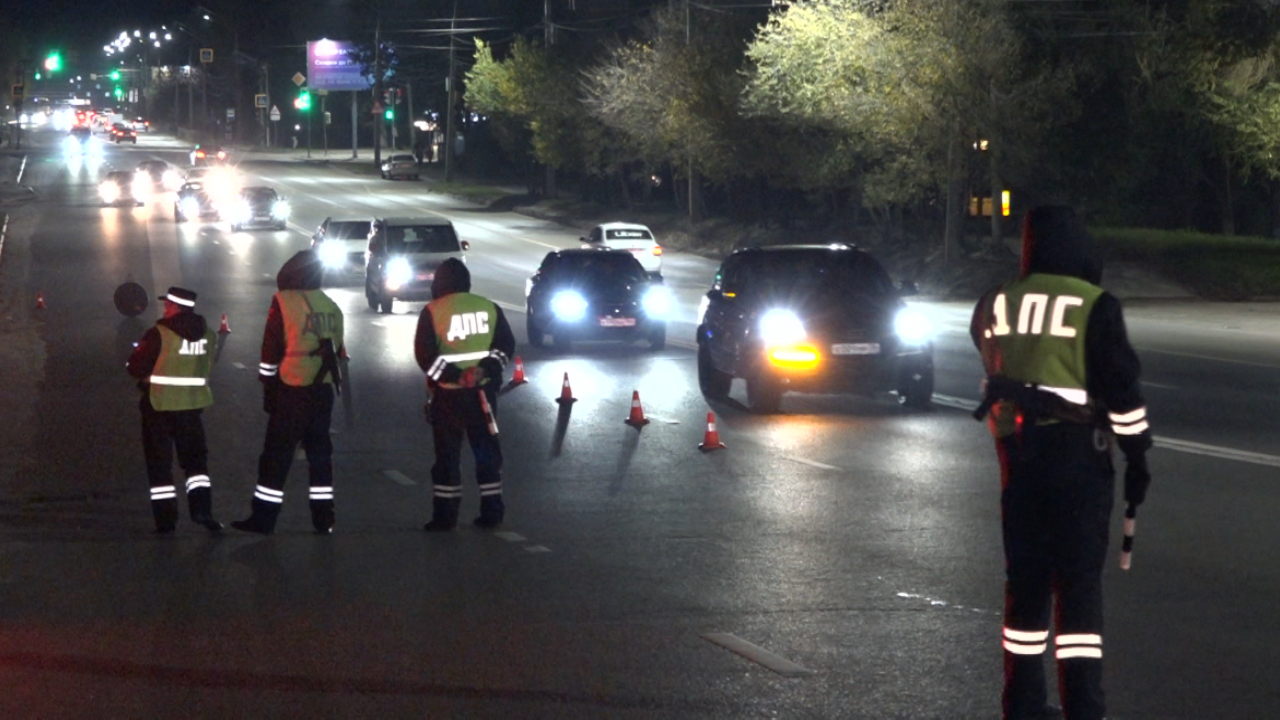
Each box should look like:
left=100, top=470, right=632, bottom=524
left=494, top=531, right=527, bottom=543
left=524, top=545, right=551, bottom=553
left=783, top=456, right=840, bottom=471
left=381, top=470, right=416, bottom=485
left=232, top=362, right=246, bottom=370
left=700, top=633, right=815, bottom=677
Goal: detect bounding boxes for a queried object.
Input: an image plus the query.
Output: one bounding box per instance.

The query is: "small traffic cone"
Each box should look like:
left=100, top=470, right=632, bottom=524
left=218, top=313, right=231, bottom=333
left=555, top=372, right=576, bottom=405
left=698, top=411, right=726, bottom=451
left=509, top=356, right=528, bottom=386
left=35, top=293, right=45, bottom=310
left=624, top=390, right=650, bottom=428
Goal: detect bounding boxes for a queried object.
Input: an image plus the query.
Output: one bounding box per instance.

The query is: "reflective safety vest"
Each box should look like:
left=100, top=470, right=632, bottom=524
left=427, top=292, right=498, bottom=388
left=976, top=273, right=1103, bottom=438
left=276, top=290, right=344, bottom=387
left=149, top=324, right=215, bottom=411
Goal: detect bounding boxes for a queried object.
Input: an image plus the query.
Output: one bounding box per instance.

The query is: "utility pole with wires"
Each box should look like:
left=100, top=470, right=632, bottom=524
left=374, top=11, right=383, bottom=170
left=444, top=0, right=459, bottom=181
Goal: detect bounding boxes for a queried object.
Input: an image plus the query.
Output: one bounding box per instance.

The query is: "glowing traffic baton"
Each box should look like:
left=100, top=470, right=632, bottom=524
left=1119, top=504, right=1136, bottom=571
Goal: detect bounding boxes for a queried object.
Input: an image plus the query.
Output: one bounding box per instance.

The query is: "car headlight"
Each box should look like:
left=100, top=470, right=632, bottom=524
left=894, top=307, right=934, bottom=346
left=272, top=200, right=291, bottom=219
left=99, top=182, right=120, bottom=203
left=385, top=257, right=413, bottom=290
left=230, top=201, right=251, bottom=223
left=641, top=288, right=672, bottom=318
left=550, top=291, right=589, bottom=322
left=163, top=170, right=182, bottom=190
left=180, top=197, right=201, bottom=218
left=758, top=308, right=806, bottom=345
left=318, top=243, right=347, bottom=269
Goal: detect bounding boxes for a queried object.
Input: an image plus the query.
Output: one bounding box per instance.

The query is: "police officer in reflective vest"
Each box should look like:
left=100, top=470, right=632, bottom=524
left=232, top=250, right=346, bottom=535
left=126, top=287, right=223, bottom=534
left=971, top=206, right=1153, bottom=720
left=415, top=258, right=515, bottom=531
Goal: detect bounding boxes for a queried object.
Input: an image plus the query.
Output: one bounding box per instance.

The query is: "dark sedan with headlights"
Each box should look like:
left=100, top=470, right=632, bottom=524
left=695, top=244, right=934, bottom=412
left=228, top=186, right=290, bottom=231
left=525, top=248, right=671, bottom=352
left=99, top=171, right=145, bottom=207
left=174, top=182, right=219, bottom=223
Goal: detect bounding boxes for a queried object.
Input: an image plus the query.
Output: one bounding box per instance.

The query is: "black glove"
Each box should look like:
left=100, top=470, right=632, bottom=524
left=1124, top=453, right=1151, bottom=507
left=436, top=363, right=462, bottom=384
left=262, top=377, right=281, bottom=414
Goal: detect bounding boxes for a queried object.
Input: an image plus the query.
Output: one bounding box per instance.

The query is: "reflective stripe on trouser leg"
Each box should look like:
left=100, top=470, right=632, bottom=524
left=150, top=485, right=178, bottom=530
left=309, top=485, right=335, bottom=532
left=255, top=485, right=284, bottom=504
left=185, top=475, right=213, bottom=521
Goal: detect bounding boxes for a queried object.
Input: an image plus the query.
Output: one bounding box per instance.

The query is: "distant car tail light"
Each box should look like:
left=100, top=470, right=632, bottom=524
left=653, top=246, right=663, bottom=256
left=195, top=150, right=206, bottom=159
left=216, top=151, right=227, bottom=160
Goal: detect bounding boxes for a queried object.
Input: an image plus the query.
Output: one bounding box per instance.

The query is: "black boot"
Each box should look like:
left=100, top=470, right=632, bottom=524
left=311, top=500, right=335, bottom=534
left=474, top=494, right=504, bottom=529
left=424, top=495, right=460, bottom=532
left=151, top=496, right=179, bottom=534
left=230, top=496, right=281, bottom=535
left=187, top=486, right=223, bottom=533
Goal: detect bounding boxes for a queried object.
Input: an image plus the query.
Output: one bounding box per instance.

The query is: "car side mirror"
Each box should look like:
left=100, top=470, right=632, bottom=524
left=461, top=240, right=471, bottom=251
left=898, top=280, right=919, bottom=297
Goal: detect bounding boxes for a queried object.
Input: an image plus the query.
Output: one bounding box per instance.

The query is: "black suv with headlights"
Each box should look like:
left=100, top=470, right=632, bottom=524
left=696, top=244, right=934, bottom=412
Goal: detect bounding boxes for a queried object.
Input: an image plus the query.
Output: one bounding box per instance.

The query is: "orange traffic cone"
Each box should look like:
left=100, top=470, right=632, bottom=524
left=218, top=313, right=231, bottom=333
left=35, top=293, right=45, bottom=310
left=698, top=411, right=725, bottom=451
left=624, top=390, right=650, bottom=427
left=509, top=356, right=528, bottom=385
left=555, top=372, right=576, bottom=405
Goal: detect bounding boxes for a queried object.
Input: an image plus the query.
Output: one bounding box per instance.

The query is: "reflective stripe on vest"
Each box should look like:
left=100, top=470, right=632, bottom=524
left=977, top=274, right=1102, bottom=438
left=275, top=290, right=344, bottom=387
left=149, top=324, right=215, bottom=411
left=427, top=293, right=498, bottom=386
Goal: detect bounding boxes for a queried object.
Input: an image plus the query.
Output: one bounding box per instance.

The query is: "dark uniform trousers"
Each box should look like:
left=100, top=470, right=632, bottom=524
left=140, top=395, right=213, bottom=531
left=429, top=385, right=503, bottom=525
left=999, top=423, right=1113, bottom=720
left=250, top=383, right=336, bottom=531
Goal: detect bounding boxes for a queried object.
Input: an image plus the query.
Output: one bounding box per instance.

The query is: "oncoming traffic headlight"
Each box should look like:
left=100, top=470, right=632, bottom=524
left=385, top=257, right=413, bottom=290
left=318, top=242, right=347, bottom=269
left=641, top=288, right=672, bottom=317
left=180, top=197, right=201, bottom=218
left=758, top=308, right=806, bottom=345
left=99, top=181, right=120, bottom=203
left=272, top=200, right=291, bottom=219
left=894, top=307, right=934, bottom=346
left=551, top=291, right=589, bottom=322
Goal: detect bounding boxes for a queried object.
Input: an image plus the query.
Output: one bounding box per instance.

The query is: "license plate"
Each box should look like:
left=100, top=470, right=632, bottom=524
left=599, top=316, right=636, bottom=327
left=831, top=342, right=880, bottom=355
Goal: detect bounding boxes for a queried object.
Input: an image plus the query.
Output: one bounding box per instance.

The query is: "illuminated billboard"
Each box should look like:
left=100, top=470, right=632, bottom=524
left=307, top=40, right=372, bottom=92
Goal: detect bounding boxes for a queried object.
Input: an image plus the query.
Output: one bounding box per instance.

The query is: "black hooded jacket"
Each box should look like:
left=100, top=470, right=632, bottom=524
left=261, top=250, right=344, bottom=384
left=414, top=258, right=515, bottom=388
left=970, top=206, right=1151, bottom=458
left=127, top=310, right=210, bottom=384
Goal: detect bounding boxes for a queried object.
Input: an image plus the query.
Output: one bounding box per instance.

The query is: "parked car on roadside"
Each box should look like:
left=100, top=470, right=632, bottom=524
left=380, top=153, right=419, bottom=180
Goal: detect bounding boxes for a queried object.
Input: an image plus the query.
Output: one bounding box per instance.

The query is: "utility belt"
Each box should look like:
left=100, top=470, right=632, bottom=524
left=972, top=376, right=1097, bottom=427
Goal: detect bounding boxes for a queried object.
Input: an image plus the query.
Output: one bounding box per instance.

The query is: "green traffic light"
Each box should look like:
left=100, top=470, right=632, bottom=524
left=110, top=70, right=121, bottom=81
left=45, top=53, right=61, bottom=73
left=297, top=91, right=311, bottom=111
left=384, top=108, right=394, bottom=120
left=34, top=72, right=42, bottom=81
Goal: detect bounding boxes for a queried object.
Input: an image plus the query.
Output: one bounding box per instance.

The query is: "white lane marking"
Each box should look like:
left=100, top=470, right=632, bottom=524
left=1142, top=381, right=1178, bottom=389
left=937, top=393, right=1280, bottom=468
left=382, top=470, right=416, bottom=486
left=1147, top=347, right=1280, bottom=370
left=494, top=299, right=524, bottom=315
left=16, top=154, right=28, bottom=184
left=232, top=362, right=246, bottom=370
left=783, top=456, right=841, bottom=471
left=700, top=633, right=815, bottom=678
left=494, top=531, right=526, bottom=543
left=524, top=545, right=552, bottom=553
left=895, top=591, right=996, bottom=615
left=1154, top=437, right=1280, bottom=468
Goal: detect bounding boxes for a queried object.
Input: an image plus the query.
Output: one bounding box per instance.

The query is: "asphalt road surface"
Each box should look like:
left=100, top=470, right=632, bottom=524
left=0, top=128, right=1277, bottom=718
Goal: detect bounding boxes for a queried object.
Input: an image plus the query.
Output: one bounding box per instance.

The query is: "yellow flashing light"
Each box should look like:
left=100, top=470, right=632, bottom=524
left=768, top=344, right=821, bottom=370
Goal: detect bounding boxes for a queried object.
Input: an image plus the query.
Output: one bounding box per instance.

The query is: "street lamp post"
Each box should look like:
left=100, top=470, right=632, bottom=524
left=200, top=7, right=240, bottom=143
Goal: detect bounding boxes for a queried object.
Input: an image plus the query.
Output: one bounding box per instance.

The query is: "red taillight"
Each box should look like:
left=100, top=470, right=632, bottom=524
left=652, top=246, right=663, bottom=256
left=216, top=151, right=226, bottom=160
left=195, top=151, right=206, bottom=158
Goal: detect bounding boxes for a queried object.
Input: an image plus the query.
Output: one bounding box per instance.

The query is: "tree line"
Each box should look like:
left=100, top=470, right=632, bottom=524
left=459, top=0, right=1280, bottom=252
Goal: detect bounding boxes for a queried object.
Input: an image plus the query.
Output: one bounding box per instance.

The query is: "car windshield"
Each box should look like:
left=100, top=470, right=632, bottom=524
left=728, top=252, right=895, bottom=297
left=326, top=221, right=369, bottom=241
left=243, top=188, right=277, bottom=202
left=552, top=253, right=648, bottom=287
left=385, top=224, right=460, bottom=254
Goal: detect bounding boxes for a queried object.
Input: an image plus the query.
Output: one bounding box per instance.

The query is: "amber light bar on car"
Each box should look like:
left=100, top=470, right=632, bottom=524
left=767, top=344, right=821, bottom=370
